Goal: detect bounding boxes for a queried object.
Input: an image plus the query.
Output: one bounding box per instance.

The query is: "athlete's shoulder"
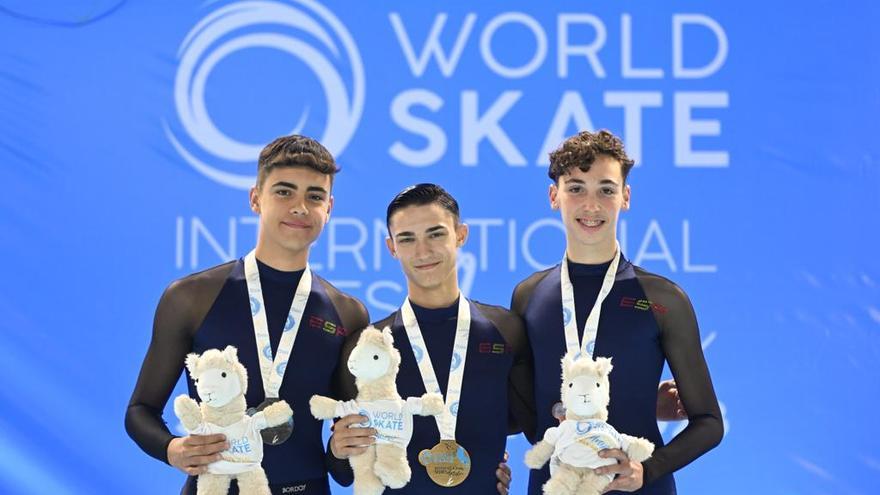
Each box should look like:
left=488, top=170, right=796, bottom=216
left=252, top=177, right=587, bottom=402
left=314, top=275, right=370, bottom=332
left=511, top=266, right=557, bottom=315
left=632, top=265, right=693, bottom=310
left=314, top=275, right=367, bottom=312
left=155, top=261, right=236, bottom=331
left=473, top=300, right=523, bottom=329
left=472, top=300, right=527, bottom=350
left=513, top=266, right=556, bottom=294
left=164, top=261, right=236, bottom=301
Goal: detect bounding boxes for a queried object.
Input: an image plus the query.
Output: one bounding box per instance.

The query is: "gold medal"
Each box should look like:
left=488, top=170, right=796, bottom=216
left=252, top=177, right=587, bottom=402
left=418, top=440, right=471, bottom=487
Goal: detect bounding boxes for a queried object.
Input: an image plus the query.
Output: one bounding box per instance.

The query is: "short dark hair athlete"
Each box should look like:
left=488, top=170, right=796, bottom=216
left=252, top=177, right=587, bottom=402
left=327, top=184, right=534, bottom=495
left=512, top=130, right=723, bottom=494
left=125, top=135, right=369, bottom=495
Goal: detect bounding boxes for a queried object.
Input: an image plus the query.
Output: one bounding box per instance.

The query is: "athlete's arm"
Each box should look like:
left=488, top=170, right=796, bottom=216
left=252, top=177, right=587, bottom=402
left=485, top=304, right=537, bottom=443
left=638, top=271, right=723, bottom=484
left=124, top=265, right=231, bottom=472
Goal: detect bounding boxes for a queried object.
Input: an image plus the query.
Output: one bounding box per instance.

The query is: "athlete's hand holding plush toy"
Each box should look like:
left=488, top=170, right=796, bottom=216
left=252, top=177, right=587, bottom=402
left=310, top=326, right=445, bottom=495
left=174, top=346, right=293, bottom=495
left=525, top=352, right=654, bottom=495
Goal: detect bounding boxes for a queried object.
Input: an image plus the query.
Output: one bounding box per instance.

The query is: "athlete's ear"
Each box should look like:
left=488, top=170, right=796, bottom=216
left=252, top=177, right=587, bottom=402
left=385, top=236, right=397, bottom=258
left=549, top=182, right=559, bottom=210
left=326, top=195, right=334, bottom=223
left=249, top=185, right=260, bottom=214
left=622, top=184, right=631, bottom=211
left=455, top=222, right=469, bottom=247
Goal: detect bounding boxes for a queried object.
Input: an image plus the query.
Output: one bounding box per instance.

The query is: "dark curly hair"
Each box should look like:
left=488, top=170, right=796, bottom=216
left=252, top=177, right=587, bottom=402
left=548, top=129, right=635, bottom=183
left=257, top=134, right=339, bottom=187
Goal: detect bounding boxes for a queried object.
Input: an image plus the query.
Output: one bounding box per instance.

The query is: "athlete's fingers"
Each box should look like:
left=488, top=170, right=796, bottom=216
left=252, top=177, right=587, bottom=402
left=335, top=414, right=370, bottom=429
left=184, top=465, right=207, bottom=476
left=338, top=430, right=376, bottom=447
left=595, top=449, right=632, bottom=476
left=496, top=466, right=511, bottom=485
left=598, top=448, right=628, bottom=462
left=594, top=461, right=632, bottom=476
left=184, top=433, right=226, bottom=446
left=188, top=440, right=228, bottom=457
left=336, top=425, right=377, bottom=441
left=330, top=418, right=376, bottom=459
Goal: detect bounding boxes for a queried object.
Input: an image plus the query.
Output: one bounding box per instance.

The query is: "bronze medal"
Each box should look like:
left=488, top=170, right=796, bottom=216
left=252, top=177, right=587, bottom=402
left=418, top=440, right=471, bottom=487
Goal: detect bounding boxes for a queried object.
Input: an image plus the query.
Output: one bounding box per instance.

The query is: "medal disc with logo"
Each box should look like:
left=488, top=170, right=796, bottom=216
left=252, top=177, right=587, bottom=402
left=418, top=440, right=471, bottom=487
left=247, top=398, right=293, bottom=445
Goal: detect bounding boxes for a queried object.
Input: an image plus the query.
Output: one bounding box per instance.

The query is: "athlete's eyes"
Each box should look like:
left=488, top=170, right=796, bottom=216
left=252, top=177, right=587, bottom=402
left=567, top=186, right=582, bottom=193
left=397, top=237, right=414, bottom=244
left=309, top=194, right=325, bottom=202
left=275, top=189, right=291, bottom=197
left=601, top=187, right=616, bottom=195
left=429, top=231, right=446, bottom=239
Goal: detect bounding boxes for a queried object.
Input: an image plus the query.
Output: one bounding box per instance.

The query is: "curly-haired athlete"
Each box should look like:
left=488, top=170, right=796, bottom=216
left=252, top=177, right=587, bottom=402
left=513, top=129, right=723, bottom=494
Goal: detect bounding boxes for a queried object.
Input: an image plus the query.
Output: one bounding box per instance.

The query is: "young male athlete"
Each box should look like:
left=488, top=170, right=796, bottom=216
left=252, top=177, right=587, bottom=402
left=327, top=184, right=533, bottom=494
left=512, top=130, right=723, bottom=494
left=125, top=135, right=369, bottom=494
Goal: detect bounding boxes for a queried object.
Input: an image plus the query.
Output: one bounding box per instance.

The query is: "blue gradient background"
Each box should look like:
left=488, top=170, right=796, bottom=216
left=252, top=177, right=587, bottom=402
left=1, top=1, right=878, bottom=494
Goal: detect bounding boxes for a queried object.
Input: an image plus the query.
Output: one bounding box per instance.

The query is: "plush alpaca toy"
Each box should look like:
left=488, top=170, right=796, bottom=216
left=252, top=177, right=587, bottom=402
left=174, top=346, right=293, bottom=495
left=310, top=326, right=445, bottom=495
left=524, top=352, right=654, bottom=495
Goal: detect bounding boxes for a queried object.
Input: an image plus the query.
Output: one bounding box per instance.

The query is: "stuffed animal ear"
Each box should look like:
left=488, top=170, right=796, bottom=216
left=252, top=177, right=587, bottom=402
left=595, top=357, right=613, bottom=377
left=381, top=326, right=394, bottom=347
left=560, top=351, right=577, bottom=378
left=222, top=346, right=239, bottom=363
left=185, top=353, right=200, bottom=377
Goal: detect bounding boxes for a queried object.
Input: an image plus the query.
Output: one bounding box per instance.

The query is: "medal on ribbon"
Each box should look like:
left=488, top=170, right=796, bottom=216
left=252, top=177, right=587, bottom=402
left=244, top=250, right=311, bottom=445
left=401, top=296, right=472, bottom=487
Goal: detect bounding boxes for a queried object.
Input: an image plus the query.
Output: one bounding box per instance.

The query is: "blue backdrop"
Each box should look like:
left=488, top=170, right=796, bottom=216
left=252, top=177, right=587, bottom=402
left=2, top=1, right=878, bottom=493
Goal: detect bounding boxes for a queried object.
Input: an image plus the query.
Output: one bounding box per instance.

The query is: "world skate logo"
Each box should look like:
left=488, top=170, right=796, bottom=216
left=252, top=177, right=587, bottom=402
left=165, top=0, right=364, bottom=189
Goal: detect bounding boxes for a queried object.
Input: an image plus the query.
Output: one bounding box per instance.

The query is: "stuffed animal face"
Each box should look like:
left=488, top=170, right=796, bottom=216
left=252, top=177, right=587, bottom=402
left=561, top=353, right=613, bottom=417
left=347, top=326, right=400, bottom=381
left=563, top=373, right=609, bottom=417
left=348, top=341, right=392, bottom=380
left=194, top=367, right=243, bottom=408
left=185, top=346, right=248, bottom=408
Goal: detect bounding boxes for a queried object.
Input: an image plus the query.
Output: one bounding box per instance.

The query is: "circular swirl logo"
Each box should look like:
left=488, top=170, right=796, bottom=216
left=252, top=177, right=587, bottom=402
left=165, top=0, right=364, bottom=189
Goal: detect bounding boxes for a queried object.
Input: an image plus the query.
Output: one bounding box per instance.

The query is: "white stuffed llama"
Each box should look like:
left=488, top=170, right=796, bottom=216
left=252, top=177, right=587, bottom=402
left=174, top=346, right=293, bottom=495
left=524, top=352, right=654, bottom=495
left=310, top=326, right=445, bottom=495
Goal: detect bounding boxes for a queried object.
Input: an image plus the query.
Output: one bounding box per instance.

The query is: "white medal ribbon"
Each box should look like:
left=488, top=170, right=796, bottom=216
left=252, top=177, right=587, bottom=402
left=560, top=242, right=621, bottom=358
left=400, top=296, right=471, bottom=441
left=244, top=250, right=311, bottom=399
